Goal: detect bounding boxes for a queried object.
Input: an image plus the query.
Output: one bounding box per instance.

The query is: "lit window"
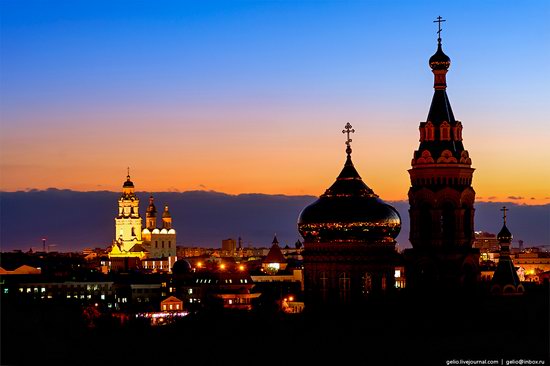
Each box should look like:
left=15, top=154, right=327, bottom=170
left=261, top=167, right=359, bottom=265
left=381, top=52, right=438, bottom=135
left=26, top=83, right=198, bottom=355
left=394, top=270, right=401, bottom=278
left=101, top=295, right=105, bottom=300
left=4, top=288, right=8, bottom=294
left=169, top=304, right=173, bottom=310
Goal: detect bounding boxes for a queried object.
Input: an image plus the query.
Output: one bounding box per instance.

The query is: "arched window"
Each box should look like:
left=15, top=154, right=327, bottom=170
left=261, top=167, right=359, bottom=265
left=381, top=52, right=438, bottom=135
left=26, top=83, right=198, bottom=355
left=419, top=125, right=425, bottom=142
left=440, top=121, right=451, bottom=141
left=441, top=203, right=455, bottom=245
left=363, top=272, right=373, bottom=294
left=420, top=205, right=432, bottom=242
left=319, top=272, right=329, bottom=301
left=463, top=205, right=472, bottom=242
left=454, top=121, right=463, bottom=141
left=339, top=272, right=350, bottom=302
left=425, top=122, right=435, bottom=141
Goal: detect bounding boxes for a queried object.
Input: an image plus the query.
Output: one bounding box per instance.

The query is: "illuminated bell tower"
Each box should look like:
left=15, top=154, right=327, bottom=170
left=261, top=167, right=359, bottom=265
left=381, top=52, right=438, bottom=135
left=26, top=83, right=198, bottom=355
left=114, top=169, right=143, bottom=251
left=405, top=17, right=479, bottom=289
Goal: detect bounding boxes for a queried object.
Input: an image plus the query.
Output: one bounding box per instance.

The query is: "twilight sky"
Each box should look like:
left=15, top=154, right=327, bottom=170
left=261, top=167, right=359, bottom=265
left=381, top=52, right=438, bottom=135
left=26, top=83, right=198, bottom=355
left=1, top=0, right=549, bottom=204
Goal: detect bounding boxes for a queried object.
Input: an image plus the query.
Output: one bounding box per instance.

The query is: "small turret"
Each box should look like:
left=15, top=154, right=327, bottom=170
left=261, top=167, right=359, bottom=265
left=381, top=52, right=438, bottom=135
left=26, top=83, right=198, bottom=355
left=162, top=205, right=172, bottom=229
left=490, top=207, right=524, bottom=295
left=146, top=195, right=157, bottom=230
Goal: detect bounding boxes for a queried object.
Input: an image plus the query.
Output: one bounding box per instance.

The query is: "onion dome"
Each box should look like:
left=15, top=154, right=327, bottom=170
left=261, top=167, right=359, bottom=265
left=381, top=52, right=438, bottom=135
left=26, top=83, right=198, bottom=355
left=172, top=259, right=192, bottom=275
left=429, top=41, right=451, bottom=70
left=123, top=174, right=134, bottom=188
left=162, top=205, right=171, bottom=218
left=498, top=224, right=512, bottom=242
left=298, top=124, right=401, bottom=243
left=146, top=195, right=157, bottom=217
left=497, top=206, right=513, bottom=242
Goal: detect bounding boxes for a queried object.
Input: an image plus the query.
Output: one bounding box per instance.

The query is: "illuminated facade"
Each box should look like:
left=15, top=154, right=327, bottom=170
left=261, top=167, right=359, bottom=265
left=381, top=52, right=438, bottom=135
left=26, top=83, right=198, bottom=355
left=404, top=24, right=479, bottom=289
left=142, top=196, right=177, bottom=260
left=109, top=172, right=177, bottom=269
left=114, top=173, right=143, bottom=252
left=298, top=124, right=402, bottom=306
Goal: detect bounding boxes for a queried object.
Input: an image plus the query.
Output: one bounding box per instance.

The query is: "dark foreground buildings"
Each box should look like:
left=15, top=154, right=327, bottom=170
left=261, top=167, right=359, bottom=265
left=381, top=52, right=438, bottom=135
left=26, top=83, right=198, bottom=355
left=299, top=22, right=480, bottom=305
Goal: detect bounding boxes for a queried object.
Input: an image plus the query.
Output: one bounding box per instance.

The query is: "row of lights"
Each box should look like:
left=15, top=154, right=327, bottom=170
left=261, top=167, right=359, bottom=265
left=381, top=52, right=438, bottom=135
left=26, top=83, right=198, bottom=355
left=195, top=261, right=246, bottom=271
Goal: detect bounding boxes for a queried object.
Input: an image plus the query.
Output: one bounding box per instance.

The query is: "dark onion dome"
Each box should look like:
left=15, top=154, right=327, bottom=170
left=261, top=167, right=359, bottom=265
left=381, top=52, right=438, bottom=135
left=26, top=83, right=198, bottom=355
left=429, top=41, right=451, bottom=70
left=298, top=152, right=401, bottom=243
left=123, top=174, right=134, bottom=188
left=497, top=223, right=513, bottom=242
left=146, top=195, right=157, bottom=216
left=172, top=259, right=192, bottom=274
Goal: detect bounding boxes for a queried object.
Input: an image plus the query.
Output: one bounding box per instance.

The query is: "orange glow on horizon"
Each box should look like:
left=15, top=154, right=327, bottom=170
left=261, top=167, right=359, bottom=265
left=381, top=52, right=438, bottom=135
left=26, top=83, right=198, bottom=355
left=0, top=110, right=547, bottom=206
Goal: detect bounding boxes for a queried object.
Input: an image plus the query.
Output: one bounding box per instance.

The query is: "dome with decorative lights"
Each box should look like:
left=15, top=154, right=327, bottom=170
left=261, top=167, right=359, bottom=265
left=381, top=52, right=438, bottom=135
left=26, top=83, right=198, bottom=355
left=297, top=124, right=401, bottom=243
left=429, top=42, right=451, bottom=70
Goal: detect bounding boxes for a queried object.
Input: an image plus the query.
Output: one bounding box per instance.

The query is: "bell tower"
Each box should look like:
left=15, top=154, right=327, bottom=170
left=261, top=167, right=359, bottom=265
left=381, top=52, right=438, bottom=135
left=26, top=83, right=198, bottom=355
left=405, top=18, right=479, bottom=289
left=114, top=169, right=143, bottom=251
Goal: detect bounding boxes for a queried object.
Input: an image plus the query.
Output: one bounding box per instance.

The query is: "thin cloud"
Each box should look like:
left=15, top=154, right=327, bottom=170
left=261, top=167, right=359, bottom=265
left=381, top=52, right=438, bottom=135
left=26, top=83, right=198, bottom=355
left=507, top=196, right=524, bottom=200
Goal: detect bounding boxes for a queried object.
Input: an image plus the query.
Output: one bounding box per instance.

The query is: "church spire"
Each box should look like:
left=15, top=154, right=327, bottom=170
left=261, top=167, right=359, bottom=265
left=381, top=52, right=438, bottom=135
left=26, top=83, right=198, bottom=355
left=429, top=16, right=451, bottom=90
left=497, top=206, right=513, bottom=249
left=491, top=207, right=524, bottom=294
left=146, top=194, right=157, bottom=230
left=324, top=124, right=377, bottom=198
left=405, top=19, right=478, bottom=289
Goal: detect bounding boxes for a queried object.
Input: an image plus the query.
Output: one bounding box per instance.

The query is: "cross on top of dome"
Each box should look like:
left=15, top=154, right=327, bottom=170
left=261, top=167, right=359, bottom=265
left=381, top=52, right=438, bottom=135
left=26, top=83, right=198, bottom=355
left=342, top=122, right=355, bottom=155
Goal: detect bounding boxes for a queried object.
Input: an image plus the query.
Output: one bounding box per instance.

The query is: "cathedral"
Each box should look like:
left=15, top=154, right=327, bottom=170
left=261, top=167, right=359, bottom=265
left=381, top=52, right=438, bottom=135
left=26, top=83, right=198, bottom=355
left=298, top=19, right=480, bottom=304
left=298, top=123, right=402, bottom=305
left=108, top=171, right=177, bottom=271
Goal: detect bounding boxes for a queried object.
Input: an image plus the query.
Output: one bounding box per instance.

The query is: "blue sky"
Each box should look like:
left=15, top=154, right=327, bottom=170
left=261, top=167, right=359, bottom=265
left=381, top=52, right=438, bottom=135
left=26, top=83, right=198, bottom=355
left=1, top=0, right=549, bottom=203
